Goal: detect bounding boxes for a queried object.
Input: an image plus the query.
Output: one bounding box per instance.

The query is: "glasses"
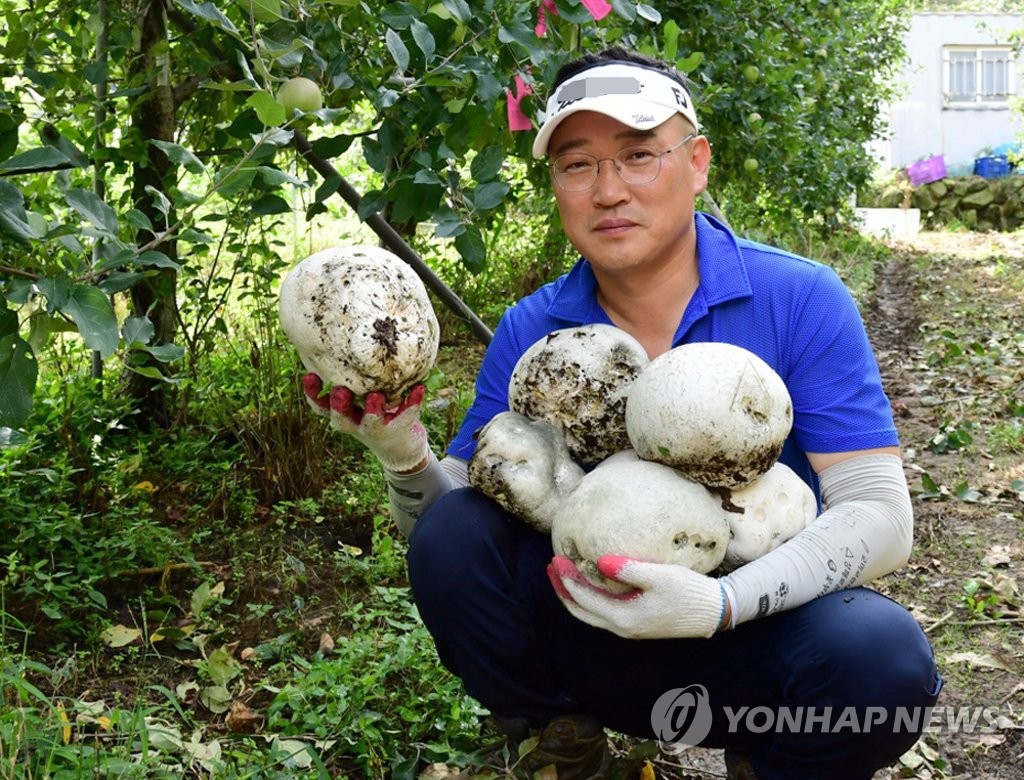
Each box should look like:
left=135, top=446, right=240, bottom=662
left=550, top=134, right=697, bottom=192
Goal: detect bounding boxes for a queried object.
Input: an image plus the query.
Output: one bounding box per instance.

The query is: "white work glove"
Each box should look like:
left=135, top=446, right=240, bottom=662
left=547, top=555, right=727, bottom=640
left=302, top=373, right=429, bottom=473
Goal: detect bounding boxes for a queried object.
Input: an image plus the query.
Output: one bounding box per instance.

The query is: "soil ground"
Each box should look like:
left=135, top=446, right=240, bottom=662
left=641, top=230, right=1024, bottom=779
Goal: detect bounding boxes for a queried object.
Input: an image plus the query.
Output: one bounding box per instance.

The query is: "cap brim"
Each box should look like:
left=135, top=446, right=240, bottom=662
left=532, top=100, right=678, bottom=158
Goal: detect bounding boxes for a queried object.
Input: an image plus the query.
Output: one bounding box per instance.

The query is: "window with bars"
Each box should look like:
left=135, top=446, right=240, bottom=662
left=943, top=46, right=1015, bottom=106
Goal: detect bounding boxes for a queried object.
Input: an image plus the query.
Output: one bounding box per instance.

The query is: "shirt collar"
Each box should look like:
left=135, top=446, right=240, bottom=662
left=546, top=211, right=752, bottom=324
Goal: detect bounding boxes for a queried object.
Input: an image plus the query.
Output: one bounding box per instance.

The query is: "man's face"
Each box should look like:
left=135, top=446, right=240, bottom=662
left=547, top=111, right=710, bottom=276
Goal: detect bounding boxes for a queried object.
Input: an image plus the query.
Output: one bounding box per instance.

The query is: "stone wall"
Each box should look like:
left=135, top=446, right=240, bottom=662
left=873, top=175, right=1024, bottom=232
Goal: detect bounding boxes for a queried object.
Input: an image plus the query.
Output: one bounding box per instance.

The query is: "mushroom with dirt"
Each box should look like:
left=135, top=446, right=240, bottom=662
left=278, top=245, right=439, bottom=405
left=469, top=412, right=732, bottom=587
left=508, top=324, right=650, bottom=466
left=625, top=341, right=793, bottom=488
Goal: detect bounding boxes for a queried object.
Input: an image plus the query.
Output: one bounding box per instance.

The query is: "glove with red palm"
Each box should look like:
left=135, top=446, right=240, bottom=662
left=302, top=373, right=429, bottom=473
left=547, top=554, right=728, bottom=640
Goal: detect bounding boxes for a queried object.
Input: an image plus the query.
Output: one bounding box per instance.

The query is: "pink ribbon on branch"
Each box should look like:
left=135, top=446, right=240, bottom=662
left=506, top=74, right=534, bottom=132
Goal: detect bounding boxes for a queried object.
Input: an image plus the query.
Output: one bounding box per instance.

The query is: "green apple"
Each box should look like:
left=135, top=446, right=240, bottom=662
left=278, top=77, right=323, bottom=114
left=743, top=65, right=760, bottom=83
left=743, top=158, right=759, bottom=173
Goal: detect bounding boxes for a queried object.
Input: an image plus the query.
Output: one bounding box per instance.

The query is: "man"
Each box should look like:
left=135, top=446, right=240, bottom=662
left=305, top=47, right=942, bottom=780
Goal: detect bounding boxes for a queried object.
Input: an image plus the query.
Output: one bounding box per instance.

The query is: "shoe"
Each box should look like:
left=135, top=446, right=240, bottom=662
left=724, top=749, right=758, bottom=780
left=509, top=714, right=611, bottom=779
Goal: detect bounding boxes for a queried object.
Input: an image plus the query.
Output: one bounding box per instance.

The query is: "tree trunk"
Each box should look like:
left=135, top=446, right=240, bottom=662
left=127, top=0, right=179, bottom=427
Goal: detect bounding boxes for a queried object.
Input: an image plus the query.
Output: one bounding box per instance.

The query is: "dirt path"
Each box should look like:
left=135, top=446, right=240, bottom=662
left=868, top=230, right=1024, bottom=780
left=648, top=231, right=1024, bottom=780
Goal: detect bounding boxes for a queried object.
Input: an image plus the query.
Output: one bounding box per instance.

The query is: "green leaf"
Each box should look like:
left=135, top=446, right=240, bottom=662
left=247, top=92, right=287, bottom=127
left=0, top=308, right=16, bottom=339
left=122, top=316, right=155, bottom=347
left=206, top=647, right=240, bottom=686
left=99, top=272, right=146, bottom=295
left=177, top=0, right=239, bottom=34
left=251, top=194, right=291, bottom=215
left=0, top=333, right=37, bottom=427
left=356, top=190, right=387, bottom=220
left=144, top=185, right=172, bottom=219
left=65, top=189, right=118, bottom=235
left=62, top=284, right=118, bottom=358
left=410, top=18, right=435, bottom=63
left=953, top=482, right=981, bottom=503
left=136, top=250, right=180, bottom=270
left=386, top=28, right=410, bottom=72
left=0, top=146, right=73, bottom=173
left=36, top=276, right=71, bottom=311
left=150, top=140, right=207, bottom=175
left=470, top=145, right=504, bottom=183
left=663, top=19, right=680, bottom=63
left=213, top=167, right=258, bottom=199
left=314, top=172, right=342, bottom=204
left=0, top=181, right=42, bottom=242
left=637, top=3, right=662, bottom=23
left=454, top=225, right=485, bottom=272
left=441, top=0, right=471, bottom=23
left=431, top=208, right=465, bottom=238
left=471, top=181, right=509, bottom=211
left=676, top=51, right=703, bottom=73
left=919, top=472, right=941, bottom=499
left=141, top=343, right=185, bottom=363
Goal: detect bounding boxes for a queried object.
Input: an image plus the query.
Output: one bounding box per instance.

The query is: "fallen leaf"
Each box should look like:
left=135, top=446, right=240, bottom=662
left=945, top=652, right=1013, bottom=672
left=225, top=701, right=264, bottom=734
left=99, top=624, right=142, bottom=648
left=318, top=633, right=335, bottom=654
left=982, top=545, right=1013, bottom=567
left=56, top=701, right=71, bottom=744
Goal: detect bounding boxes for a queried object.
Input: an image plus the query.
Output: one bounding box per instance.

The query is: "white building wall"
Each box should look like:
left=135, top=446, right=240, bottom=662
left=886, top=12, right=1024, bottom=172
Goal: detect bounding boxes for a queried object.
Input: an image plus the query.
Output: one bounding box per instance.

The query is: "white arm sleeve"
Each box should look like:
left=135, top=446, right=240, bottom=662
left=720, top=453, right=913, bottom=627
left=384, top=454, right=469, bottom=537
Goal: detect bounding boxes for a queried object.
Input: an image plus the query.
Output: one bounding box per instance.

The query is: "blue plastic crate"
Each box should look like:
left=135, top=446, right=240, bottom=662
left=973, top=155, right=1011, bottom=179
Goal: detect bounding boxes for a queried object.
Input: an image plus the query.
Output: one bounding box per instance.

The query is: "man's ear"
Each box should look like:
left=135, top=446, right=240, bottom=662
left=690, top=136, right=712, bottom=194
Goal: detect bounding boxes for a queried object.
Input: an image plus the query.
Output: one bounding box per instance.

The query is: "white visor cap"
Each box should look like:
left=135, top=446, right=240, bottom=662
left=532, top=61, right=699, bottom=159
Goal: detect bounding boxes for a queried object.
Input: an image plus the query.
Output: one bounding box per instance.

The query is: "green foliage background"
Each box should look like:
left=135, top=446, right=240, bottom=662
left=0, top=0, right=912, bottom=430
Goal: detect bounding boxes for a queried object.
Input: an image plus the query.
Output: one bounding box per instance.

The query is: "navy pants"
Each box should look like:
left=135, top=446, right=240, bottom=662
left=407, top=488, right=943, bottom=780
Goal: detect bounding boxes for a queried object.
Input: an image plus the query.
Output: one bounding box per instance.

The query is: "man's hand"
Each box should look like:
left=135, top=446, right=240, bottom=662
left=547, top=555, right=727, bottom=640
left=303, top=373, right=429, bottom=473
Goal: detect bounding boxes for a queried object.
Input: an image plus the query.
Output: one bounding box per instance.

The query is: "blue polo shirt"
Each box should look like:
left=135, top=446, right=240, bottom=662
left=447, top=212, right=898, bottom=495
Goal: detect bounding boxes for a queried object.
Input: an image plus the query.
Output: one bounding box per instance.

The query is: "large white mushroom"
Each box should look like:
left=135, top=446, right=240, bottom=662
left=279, top=245, right=439, bottom=404
left=468, top=413, right=731, bottom=586
left=508, top=324, right=650, bottom=466
left=716, top=461, right=818, bottom=571
left=551, top=450, right=732, bottom=580
left=467, top=412, right=584, bottom=534
left=625, top=342, right=793, bottom=488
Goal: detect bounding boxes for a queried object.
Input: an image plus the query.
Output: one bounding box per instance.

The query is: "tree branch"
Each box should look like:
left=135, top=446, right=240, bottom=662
left=291, top=129, right=493, bottom=346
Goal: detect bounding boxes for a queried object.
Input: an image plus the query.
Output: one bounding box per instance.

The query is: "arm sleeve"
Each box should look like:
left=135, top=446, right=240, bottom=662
left=720, top=453, right=913, bottom=626
left=384, top=454, right=469, bottom=537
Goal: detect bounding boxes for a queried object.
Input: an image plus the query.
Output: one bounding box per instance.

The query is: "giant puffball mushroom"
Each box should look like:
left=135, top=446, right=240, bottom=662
left=550, top=450, right=732, bottom=586
left=625, top=342, right=793, bottom=488
left=468, top=416, right=730, bottom=584
left=279, top=246, right=439, bottom=405
left=508, top=324, right=650, bottom=466
left=716, top=461, right=818, bottom=572
left=468, top=411, right=585, bottom=534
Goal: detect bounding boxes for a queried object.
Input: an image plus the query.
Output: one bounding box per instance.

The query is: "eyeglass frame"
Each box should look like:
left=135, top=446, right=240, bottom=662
left=549, top=133, right=698, bottom=192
